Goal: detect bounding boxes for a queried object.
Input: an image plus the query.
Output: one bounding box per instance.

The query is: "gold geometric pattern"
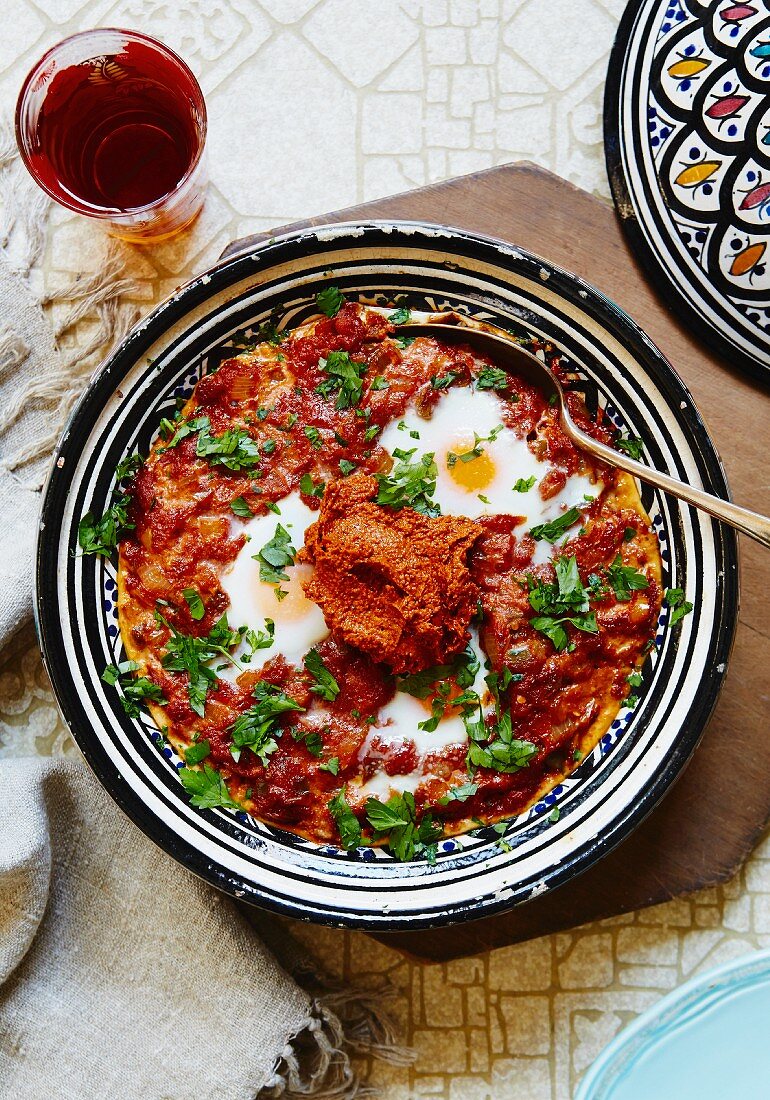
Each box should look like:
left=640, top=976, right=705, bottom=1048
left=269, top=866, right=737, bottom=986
left=1, top=2, right=766, bottom=1095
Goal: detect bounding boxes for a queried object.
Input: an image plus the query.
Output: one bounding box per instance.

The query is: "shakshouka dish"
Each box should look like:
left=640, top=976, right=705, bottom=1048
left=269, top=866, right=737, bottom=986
left=83, top=291, right=664, bottom=863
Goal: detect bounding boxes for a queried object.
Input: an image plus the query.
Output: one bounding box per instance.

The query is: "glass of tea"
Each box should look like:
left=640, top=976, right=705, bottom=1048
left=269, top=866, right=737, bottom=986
left=16, top=28, right=207, bottom=243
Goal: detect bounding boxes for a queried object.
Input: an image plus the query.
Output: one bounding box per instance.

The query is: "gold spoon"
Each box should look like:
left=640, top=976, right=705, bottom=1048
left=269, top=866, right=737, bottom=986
left=402, top=323, right=770, bottom=550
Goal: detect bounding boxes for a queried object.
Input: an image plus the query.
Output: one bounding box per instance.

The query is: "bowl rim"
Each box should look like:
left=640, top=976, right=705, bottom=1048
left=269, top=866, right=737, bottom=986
left=35, top=219, right=740, bottom=928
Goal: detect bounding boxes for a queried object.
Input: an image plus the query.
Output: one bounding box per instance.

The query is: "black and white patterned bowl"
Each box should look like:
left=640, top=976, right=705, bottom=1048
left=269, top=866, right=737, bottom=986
left=35, top=222, right=738, bottom=929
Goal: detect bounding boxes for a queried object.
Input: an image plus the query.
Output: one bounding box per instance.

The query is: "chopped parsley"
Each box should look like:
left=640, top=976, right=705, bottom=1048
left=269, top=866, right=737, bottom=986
left=102, top=660, right=167, bottom=719
left=316, top=350, right=367, bottom=410
left=605, top=555, right=648, bottom=602
left=254, top=524, right=296, bottom=594
left=304, top=425, right=323, bottom=449
left=184, top=738, right=211, bottom=765
left=548, top=806, right=561, bottom=823
left=365, top=792, right=442, bottom=863
left=395, top=335, right=415, bottom=349
left=513, top=476, right=536, bottom=493
left=229, top=680, right=305, bottom=764
left=231, top=496, right=254, bottom=518
left=389, top=306, right=411, bottom=325
left=320, top=757, right=340, bottom=775
left=431, top=370, right=461, bottom=390
left=179, top=763, right=240, bottom=811
left=182, top=587, right=205, bottom=620
left=527, top=555, right=598, bottom=652
left=476, top=365, right=511, bottom=392
left=304, top=649, right=340, bottom=702
left=242, top=620, right=275, bottom=659
left=616, top=434, right=644, bottom=460
left=316, top=286, right=344, bottom=317
left=339, top=459, right=357, bottom=476
left=195, top=424, right=261, bottom=471
left=161, top=415, right=209, bottom=450
left=77, top=454, right=143, bottom=557
left=665, top=587, right=694, bottom=627
left=364, top=424, right=381, bottom=442
left=439, top=782, right=479, bottom=805
left=299, top=472, right=325, bottom=499
left=447, top=425, right=503, bottom=468
left=375, top=448, right=439, bottom=516
left=328, top=790, right=362, bottom=849
left=529, top=506, right=582, bottom=543
left=291, top=726, right=324, bottom=757
left=157, top=612, right=245, bottom=716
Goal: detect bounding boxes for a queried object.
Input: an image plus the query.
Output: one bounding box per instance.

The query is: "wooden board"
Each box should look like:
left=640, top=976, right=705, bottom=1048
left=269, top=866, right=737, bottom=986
left=222, top=163, right=770, bottom=963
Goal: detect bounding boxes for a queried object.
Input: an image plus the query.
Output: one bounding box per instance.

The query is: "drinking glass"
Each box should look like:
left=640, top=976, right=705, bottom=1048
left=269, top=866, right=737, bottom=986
left=16, top=28, right=207, bottom=242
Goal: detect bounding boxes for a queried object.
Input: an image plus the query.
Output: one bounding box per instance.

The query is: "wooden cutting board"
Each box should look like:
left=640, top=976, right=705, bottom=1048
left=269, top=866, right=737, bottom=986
left=222, top=162, right=770, bottom=963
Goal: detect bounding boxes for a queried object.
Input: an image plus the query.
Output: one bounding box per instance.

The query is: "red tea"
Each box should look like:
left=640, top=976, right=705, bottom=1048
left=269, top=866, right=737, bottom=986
left=24, top=37, right=202, bottom=213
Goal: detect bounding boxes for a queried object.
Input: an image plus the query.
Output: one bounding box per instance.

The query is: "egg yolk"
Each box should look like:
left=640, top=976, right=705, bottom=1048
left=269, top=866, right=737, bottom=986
left=446, top=435, right=496, bottom=492
left=258, top=562, right=317, bottom=620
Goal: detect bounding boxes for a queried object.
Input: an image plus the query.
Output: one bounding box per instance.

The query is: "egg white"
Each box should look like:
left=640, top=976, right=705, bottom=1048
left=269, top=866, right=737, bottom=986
left=219, top=491, right=328, bottom=674
left=378, top=386, right=601, bottom=564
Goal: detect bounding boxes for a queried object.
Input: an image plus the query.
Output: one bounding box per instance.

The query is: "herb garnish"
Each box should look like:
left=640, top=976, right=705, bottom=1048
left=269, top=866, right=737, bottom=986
left=229, top=680, right=305, bottom=764
left=439, top=782, right=479, bottom=805
left=78, top=454, right=143, bottom=557
left=365, top=792, right=442, bottom=863
left=320, top=757, right=340, bottom=775
left=254, top=524, right=296, bottom=596
left=304, top=649, right=340, bottom=702
left=605, top=555, right=648, bottom=602
left=616, top=434, right=644, bottom=460
left=527, top=555, right=598, bottom=652
left=316, top=286, right=344, bottom=317
left=182, top=587, right=205, bottom=620
left=195, top=424, right=261, bottom=472
left=476, top=365, right=511, bottom=392
left=375, top=448, right=439, bottom=516
left=304, top=425, right=323, bottom=449
left=179, top=763, right=240, bottom=810
left=665, top=587, right=694, bottom=627
left=184, top=738, right=211, bottom=765
left=300, top=473, right=325, bottom=499
left=156, top=613, right=245, bottom=716
left=529, top=506, right=582, bottom=543
left=316, top=350, right=367, bottom=410
left=389, top=306, right=411, bottom=325
left=339, top=459, right=357, bottom=476
left=102, top=660, right=167, bottom=718
left=328, top=790, right=362, bottom=849
left=447, top=425, right=503, bottom=468
left=231, top=496, right=254, bottom=518
left=513, top=476, right=536, bottom=493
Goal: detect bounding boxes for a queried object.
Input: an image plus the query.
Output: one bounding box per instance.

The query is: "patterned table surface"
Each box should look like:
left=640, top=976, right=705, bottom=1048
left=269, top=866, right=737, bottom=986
left=2, top=2, right=769, bottom=1097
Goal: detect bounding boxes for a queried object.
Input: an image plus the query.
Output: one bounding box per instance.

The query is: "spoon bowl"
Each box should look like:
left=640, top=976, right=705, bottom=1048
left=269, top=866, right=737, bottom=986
left=403, top=323, right=770, bottom=550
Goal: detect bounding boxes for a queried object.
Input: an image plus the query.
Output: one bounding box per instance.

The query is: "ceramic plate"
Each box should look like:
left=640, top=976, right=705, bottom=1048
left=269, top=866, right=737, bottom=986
left=605, top=0, right=770, bottom=383
left=576, top=949, right=770, bottom=1098
left=36, top=222, right=738, bottom=929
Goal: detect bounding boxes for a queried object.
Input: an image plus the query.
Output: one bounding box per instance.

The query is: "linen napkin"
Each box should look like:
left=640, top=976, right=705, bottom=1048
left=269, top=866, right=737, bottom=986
left=0, top=757, right=313, bottom=1099
left=0, top=133, right=408, bottom=1099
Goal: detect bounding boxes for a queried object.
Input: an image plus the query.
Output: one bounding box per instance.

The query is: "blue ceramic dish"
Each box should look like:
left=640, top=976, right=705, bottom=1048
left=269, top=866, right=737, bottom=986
left=577, top=948, right=770, bottom=1098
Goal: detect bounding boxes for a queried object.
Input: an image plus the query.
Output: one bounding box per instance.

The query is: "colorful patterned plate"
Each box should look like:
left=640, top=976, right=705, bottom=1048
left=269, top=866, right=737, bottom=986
left=605, top=0, right=770, bottom=383
left=35, top=222, right=738, bottom=928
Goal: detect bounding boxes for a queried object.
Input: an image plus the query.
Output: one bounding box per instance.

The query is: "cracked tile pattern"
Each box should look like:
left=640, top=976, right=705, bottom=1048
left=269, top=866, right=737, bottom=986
left=1, top=2, right=766, bottom=1096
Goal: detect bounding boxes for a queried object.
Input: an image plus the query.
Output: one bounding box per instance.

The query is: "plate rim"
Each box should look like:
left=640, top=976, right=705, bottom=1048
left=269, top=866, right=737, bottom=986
left=604, top=0, right=770, bottom=387
left=35, top=218, right=740, bottom=929
left=575, top=946, right=770, bottom=1097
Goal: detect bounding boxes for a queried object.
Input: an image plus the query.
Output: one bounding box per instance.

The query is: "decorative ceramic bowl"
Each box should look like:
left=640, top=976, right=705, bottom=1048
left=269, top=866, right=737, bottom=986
left=36, top=222, right=738, bottom=928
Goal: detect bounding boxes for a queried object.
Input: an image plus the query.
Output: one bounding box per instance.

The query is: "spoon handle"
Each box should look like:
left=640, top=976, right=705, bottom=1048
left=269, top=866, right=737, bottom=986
left=570, top=425, right=770, bottom=550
